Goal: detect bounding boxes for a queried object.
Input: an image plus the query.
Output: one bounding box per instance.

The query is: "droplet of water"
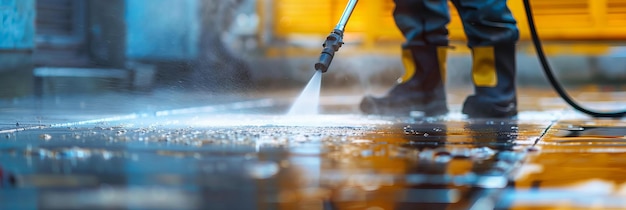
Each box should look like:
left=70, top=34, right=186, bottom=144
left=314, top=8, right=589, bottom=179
left=471, top=147, right=495, bottom=160
left=418, top=149, right=434, bottom=160
left=59, top=147, right=91, bottom=159
left=451, top=148, right=472, bottom=158
left=353, top=174, right=382, bottom=191
left=102, top=151, right=113, bottom=160
left=36, top=148, right=53, bottom=158
left=116, top=130, right=127, bottom=136
left=352, top=139, right=373, bottom=144
left=245, top=161, right=279, bottom=179
left=403, top=125, right=418, bottom=135
left=566, top=125, right=584, bottom=131
left=361, top=149, right=373, bottom=157
left=39, top=134, right=52, bottom=140
left=434, top=154, right=452, bottom=163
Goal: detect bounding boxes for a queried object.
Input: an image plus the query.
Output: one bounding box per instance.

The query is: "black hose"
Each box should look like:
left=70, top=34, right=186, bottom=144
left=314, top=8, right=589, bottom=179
left=523, top=0, right=626, bottom=118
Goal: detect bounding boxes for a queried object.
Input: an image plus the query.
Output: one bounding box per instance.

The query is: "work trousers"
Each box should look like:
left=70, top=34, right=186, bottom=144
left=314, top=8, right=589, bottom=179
left=393, top=0, right=519, bottom=47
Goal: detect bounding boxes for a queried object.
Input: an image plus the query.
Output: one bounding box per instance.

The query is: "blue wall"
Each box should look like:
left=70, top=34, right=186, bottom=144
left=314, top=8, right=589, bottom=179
left=1, top=0, right=200, bottom=59
left=125, top=0, right=200, bottom=61
left=0, top=0, right=35, bottom=50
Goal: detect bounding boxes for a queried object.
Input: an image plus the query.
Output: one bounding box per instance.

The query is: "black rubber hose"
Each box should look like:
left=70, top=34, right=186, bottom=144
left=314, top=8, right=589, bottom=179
left=523, top=0, right=626, bottom=118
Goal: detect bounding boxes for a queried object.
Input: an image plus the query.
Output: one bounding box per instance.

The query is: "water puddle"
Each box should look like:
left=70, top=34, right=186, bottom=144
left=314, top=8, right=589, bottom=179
left=1, top=114, right=623, bottom=209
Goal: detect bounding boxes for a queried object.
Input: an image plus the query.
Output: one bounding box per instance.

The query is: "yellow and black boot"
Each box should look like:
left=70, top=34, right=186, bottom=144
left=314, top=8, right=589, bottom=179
left=360, top=45, right=448, bottom=116
left=462, top=44, right=517, bottom=118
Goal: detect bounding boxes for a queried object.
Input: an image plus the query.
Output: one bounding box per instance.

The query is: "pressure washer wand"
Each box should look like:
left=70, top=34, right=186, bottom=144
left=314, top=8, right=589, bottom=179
left=314, top=0, right=358, bottom=73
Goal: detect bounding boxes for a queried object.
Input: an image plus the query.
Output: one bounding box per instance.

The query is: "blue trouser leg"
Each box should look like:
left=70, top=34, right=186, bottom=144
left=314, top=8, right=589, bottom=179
left=450, top=0, right=519, bottom=47
left=393, top=0, right=450, bottom=47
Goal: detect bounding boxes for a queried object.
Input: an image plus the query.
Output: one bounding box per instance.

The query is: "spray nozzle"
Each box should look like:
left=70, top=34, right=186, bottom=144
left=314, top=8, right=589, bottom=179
left=315, top=29, right=344, bottom=73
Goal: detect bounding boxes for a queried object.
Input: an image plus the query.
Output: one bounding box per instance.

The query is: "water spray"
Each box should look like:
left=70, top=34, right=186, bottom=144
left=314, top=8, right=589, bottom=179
left=314, top=0, right=358, bottom=73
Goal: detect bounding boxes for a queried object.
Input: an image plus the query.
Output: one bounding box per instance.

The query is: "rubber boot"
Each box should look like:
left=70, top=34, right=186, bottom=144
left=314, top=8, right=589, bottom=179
left=360, top=45, right=448, bottom=116
left=462, top=44, right=517, bottom=118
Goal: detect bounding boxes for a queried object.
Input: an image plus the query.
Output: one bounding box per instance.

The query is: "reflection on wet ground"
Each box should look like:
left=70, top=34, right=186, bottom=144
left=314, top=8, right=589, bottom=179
left=1, top=92, right=626, bottom=209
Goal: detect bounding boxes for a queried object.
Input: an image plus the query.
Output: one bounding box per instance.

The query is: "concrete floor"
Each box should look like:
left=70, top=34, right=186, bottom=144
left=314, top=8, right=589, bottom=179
left=0, top=86, right=626, bottom=210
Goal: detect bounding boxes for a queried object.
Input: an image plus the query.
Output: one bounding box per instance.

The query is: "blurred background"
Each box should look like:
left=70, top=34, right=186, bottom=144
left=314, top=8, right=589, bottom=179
left=1, top=0, right=626, bottom=101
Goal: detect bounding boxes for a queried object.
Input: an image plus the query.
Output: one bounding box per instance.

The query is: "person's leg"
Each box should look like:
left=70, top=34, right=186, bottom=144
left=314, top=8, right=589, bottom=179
left=451, top=0, right=519, bottom=118
left=360, top=0, right=450, bottom=116
left=394, top=0, right=450, bottom=47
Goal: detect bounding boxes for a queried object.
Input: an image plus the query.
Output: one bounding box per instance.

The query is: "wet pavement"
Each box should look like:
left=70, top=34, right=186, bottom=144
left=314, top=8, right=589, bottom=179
left=1, top=87, right=626, bottom=210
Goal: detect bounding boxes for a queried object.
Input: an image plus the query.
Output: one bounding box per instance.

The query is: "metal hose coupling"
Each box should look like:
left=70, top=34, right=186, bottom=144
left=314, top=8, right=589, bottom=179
left=314, top=29, right=344, bottom=73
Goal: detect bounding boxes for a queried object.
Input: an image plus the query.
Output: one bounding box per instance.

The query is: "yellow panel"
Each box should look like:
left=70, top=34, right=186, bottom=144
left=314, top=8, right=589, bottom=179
left=267, top=0, right=626, bottom=48
left=607, top=0, right=626, bottom=26
left=529, top=0, right=592, bottom=27
left=274, top=0, right=334, bottom=34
